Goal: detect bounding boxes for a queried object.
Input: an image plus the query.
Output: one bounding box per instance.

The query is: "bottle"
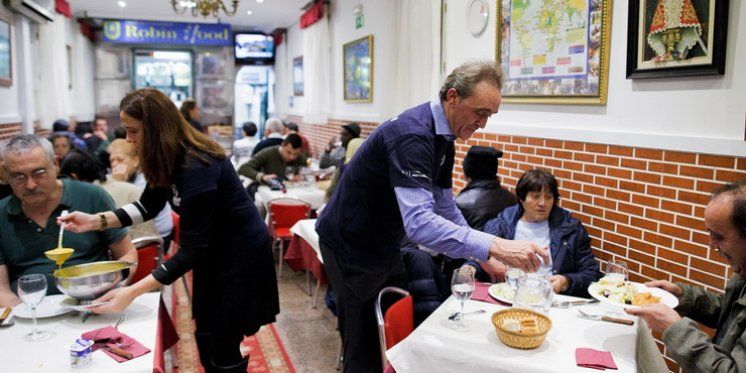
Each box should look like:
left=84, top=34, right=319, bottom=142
left=267, top=177, right=286, bottom=192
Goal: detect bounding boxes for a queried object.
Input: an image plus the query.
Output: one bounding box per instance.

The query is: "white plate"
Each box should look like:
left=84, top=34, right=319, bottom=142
left=487, top=283, right=515, bottom=304
left=14, top=294, right=74, bottom=319
left=59, top=297, right=109, bottom=312
left=588, top=281, right=679, bottom=309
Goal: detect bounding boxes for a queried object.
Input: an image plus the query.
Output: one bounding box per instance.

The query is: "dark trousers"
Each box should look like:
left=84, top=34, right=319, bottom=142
left=320, top=241, right=408, bottom=373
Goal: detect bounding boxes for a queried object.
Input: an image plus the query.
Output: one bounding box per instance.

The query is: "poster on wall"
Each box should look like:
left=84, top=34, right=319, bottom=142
left=496, top=0, right=612, bottom=104
left=343, top=35, right=373, bottom=102
left=293, top=56, right=304, bottom=96
left=0, top=12, right=12, bottom=87
left=196, top=48, right=232, bottom=79
left=626, top=0, right=728, bottom=79
left=197, top=80, right=232, bottom=116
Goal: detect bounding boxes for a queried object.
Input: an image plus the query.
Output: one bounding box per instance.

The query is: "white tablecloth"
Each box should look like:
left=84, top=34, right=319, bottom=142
left=0, top=292, right=160, bottom=372
left=387, top=294, right=664, bottom=373
left=289, top=219, right=322, bottom=263
left=255, top=185, right=326, bottom=210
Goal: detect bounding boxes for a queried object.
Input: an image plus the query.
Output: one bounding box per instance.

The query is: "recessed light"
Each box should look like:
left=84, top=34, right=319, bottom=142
left=256, top=0, right=264, bottom=3
left=118, top=1, right=126, bottom=7
left=246, top=10, right=253, bottom=15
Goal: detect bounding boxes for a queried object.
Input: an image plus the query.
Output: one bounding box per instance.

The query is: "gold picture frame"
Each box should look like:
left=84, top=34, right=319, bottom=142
left=495, top=0, right=613, bottom=105
left=343, top=35, right=373, bottom=103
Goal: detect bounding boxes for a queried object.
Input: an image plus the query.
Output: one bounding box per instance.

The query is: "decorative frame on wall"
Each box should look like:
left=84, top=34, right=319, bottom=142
left=293, top=56, right=304, bottom=96
left=343, top=35, right=373, bottom=102
left=0, top=11, right=13, bottom=87
left=626, top=0, right=728, bottom=79
left=495, top=0, right=612, bottom=104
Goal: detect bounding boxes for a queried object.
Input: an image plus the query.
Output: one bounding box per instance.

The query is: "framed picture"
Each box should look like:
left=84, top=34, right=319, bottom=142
left=0, top=11, right=12, bottom=87
left=196, top=48, right=231, bottom=79
left=626, top=0, right=728, bottom=79
left=496, top=0, right=612, bottom=104
left=196, top=80, right=232, bottom=116
left=293, top=56, right=304, bottom=96
left=343, top=35, right=373, bottom=102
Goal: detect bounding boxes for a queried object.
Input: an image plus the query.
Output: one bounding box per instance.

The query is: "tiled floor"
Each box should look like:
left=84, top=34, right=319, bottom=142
left=273, top=270, right=340, bottom=372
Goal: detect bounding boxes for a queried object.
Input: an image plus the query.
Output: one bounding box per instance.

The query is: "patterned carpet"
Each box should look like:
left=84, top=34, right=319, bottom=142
left=171, top=274, right=296, bottom=373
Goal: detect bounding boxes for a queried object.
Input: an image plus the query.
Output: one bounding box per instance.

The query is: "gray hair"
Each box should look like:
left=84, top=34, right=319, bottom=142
left=1, top=134, right=56, bottom=165
left=439, top=60, right=503, bottom=102
left=265, top=117, right=284, bottom=134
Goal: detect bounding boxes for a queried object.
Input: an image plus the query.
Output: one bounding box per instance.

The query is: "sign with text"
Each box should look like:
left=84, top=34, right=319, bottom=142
left=102, top=20, right=232, bottom=46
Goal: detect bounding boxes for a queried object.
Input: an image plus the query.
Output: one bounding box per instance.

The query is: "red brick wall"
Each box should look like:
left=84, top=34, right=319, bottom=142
left=0, top=122, right=22, bottom=140
left=292, top=116, right=746, bottom=371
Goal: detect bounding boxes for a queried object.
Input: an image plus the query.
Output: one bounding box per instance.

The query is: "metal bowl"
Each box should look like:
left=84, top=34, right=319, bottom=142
left=53, top=261, right=132, bottom=301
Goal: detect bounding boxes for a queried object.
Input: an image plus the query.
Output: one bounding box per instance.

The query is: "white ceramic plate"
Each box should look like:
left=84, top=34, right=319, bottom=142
left=14, top=294, right=74, bottom=319
left=487, top=283, right=515, bottom=304
left=59, top=297, right=109, bottom=312
left=588, top=281, right=679, bottom=309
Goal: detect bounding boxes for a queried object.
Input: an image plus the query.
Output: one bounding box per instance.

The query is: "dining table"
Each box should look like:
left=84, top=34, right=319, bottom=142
left=254, top=183, right=327, bottom=210
left=0, top=292, right=164, bottom=372
left=386, top=286, right=668, bottom=373
left=285, top=219, right=327, bottom=307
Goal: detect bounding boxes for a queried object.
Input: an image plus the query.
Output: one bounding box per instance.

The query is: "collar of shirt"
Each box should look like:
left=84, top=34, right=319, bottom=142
left=430, top=100, right=456, bottom=141
left=6, top=178, right=73, bottom=217
left=268, top=133, right=283, bottom=139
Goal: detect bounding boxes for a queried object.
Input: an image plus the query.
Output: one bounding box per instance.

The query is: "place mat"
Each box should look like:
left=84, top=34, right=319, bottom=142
left=576, top=348, right=618, bottom=370
left=472, top=282, right=501, bottom=305
left=82, top=326, right=151, bottom=363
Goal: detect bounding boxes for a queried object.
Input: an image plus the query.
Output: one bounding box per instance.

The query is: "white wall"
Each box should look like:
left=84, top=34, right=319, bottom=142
left=445, top=0, right=746, bottom=156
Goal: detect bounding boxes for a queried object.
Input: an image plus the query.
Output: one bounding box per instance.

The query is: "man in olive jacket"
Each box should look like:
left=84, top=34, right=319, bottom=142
left=238, top=134, right=307, bottom=183
left=627, top=179, right=746, bottom=372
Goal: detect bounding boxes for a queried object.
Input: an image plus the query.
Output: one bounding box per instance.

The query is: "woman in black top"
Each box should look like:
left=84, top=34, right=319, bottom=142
left=60, top=88, right=278, bottom=372
left=180, top=99, right=205, bottom=133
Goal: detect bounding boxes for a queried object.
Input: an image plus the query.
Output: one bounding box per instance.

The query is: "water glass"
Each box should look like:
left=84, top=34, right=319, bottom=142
left=512, top=274, right=553, bottom=314
left=450, top=266, right=476, bottom=330
left=18, top=274, right=50, bottom=342
left=505, top=266, right=525, bottom=289
left=285, top=166, right=296, bottom=182
left=604, top=260, right=629, bottom=281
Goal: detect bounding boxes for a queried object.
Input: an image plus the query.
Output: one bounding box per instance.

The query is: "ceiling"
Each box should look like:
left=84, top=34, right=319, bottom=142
left=68, top=0, right=308, bottom=32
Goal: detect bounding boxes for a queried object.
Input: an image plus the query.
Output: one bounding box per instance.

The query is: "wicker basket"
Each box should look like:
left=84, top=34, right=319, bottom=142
left=491, top=308, right=552, bottom=349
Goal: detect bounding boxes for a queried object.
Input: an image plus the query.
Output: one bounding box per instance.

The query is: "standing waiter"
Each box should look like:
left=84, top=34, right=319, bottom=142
left=316, top=61, right=550, bottom=372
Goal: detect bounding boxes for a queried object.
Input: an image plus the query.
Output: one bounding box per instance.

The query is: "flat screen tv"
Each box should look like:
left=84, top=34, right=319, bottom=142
left=234, top=32, right=275, bottom=65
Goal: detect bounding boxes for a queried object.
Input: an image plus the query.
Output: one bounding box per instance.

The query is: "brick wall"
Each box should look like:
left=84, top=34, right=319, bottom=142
left=0, top=122, right=22, bottom=140
left=291, top=116, right=746, bottom=371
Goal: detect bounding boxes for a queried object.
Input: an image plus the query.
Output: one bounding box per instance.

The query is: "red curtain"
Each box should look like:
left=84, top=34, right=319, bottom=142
left=300, top=1, right=324, bottom=29
left=55, top=0, right=72, bottom=18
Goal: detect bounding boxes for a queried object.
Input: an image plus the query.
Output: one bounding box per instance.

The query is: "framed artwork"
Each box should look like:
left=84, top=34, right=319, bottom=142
left=626, top=0, right=728, bottom=79
left=0, top=12, right=12, bottom=87
left=343, top=35, right=373, bottom=102
left=196, top=80, right=232, bottom=116
left=496, top=0, right=612, bottom=104
left=196, top=48, right=231, bottom=79
left=293, top=56, right=304, bottom=96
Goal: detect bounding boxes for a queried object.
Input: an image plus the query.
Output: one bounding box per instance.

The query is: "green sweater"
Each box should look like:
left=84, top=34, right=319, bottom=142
left=238, top=145, right=307, bottom=182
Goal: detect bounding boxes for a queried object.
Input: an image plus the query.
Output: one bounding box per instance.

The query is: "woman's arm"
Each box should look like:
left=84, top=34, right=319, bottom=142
left=60, top=186, right=169, bottom=233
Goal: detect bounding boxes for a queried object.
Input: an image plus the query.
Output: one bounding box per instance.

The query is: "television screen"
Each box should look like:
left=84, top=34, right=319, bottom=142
left=234, top=33, right=275, bottom=65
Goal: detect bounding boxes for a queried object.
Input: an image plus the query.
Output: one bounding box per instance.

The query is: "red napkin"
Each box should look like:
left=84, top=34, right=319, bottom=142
left=82, top=326, right=151, bottom=362
left=471, top=282, right=502, bottom=305
left=575, top=348, right=618, bottom=370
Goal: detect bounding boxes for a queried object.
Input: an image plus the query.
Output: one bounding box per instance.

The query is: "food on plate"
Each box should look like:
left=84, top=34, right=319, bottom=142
left=632, top=292, right=661, bottom=306
left=594, top=276, right=638, bottom=305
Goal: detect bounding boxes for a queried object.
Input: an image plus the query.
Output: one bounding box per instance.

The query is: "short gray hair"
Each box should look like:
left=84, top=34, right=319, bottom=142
left=265, top=117, right=284, bottom=134
left=1, top=134, right=56, bottom=165
left=439, top=60, right=503, bottom=102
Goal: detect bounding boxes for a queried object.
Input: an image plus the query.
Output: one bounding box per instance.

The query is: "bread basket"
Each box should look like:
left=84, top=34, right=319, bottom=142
left=491, top=308, right=552, bottom=349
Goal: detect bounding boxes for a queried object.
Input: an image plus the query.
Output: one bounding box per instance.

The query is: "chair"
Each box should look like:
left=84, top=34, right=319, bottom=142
left=168, top=212, right=192, bottom=307
left=267, top=197, right=311, bottom=276
left=375, top=287, right=413, bottom=371
left=130, top=236, right=164, bottom=283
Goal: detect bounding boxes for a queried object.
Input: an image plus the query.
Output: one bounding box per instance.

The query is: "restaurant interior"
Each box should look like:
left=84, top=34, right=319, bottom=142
left=0, top=0, right=744, bottom=372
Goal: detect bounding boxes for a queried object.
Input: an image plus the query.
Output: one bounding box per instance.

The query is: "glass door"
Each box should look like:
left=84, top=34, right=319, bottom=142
left=133, top=50, right=193, bottom=107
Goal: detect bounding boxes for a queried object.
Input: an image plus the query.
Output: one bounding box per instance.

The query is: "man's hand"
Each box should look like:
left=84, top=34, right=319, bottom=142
left=644, top=280, right=683, bottom=299
left=325, top=137, right=337, bottom=153
left=488, top=238, right=549, bottom=273
left=549, top=275, right=569, bottom=294
left=625, top=303, right=682, bottom=333
left=480, top=258, right=507, bottom=283
left=261, top=174, right=278, bottom=182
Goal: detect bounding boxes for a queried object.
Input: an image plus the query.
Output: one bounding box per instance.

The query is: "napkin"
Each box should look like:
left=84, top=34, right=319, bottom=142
left=82, top=326, right=151, bottom=362
left=575, top=348, right=618, bottom=370
left=471, top=282, right=502, bottom=305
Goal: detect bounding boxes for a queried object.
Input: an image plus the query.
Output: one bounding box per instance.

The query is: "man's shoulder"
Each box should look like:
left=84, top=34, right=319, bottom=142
left=377, top=103, right=435, bottom=140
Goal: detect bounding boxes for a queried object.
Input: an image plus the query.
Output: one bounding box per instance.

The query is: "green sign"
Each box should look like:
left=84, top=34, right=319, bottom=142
left=355, top=15, right=364, bottom=29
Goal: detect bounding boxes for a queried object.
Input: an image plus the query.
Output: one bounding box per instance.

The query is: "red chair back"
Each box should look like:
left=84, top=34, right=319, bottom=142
left=171, top=212, right=180, bottom=246
left=267, top=198, right=311, bottom=239
left=131, top=236, right=164, bottom=283
left=383, top=295, right=414, bottom=349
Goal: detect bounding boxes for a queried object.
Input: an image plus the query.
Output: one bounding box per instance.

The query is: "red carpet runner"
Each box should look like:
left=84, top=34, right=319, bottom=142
left=171, top=273, right=296, bottom=373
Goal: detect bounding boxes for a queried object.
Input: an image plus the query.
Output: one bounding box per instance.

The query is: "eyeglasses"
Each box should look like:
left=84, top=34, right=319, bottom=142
left=8, top=168, right=49, bottom=186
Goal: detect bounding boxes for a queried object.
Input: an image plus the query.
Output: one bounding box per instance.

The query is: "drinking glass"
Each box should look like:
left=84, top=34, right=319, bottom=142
left=604, top=260, right=629, bottom=282
left=18, top=274, right=50, bottom=342
left=505, top=266, right=525, bottom=289
left=450, top=266, right=476, bottom=330
left=285, top=166, right=296, bottom=182
left=512, top=274, right=553, bottom=314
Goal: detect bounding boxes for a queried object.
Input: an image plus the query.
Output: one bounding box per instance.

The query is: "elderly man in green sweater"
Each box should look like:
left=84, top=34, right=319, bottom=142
left=238, top=133, right=307, bottom=183
left=627, top=179, right=746, bottom=372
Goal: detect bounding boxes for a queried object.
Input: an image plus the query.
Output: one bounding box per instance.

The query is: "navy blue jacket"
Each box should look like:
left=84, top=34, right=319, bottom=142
left=484, top=204, right=602, bottom=297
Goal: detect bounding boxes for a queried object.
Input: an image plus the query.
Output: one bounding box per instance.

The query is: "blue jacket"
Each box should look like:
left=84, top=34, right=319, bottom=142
left=484, top=204, right=602, bottom=297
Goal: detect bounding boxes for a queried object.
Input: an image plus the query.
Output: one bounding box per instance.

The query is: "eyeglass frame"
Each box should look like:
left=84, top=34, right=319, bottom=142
left=7, top=168, right=51, bottom=186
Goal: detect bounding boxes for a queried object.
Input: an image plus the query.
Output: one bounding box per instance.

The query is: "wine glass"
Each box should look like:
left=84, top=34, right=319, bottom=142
left=285, top=166, right=296, bottom=183
left=17, top=274, right=51, bottom=342
left=604, top=260, right=629, bottom=282
left=513, top=274, right=553, bottom=314
left=450, top=266, right=476, bottom=330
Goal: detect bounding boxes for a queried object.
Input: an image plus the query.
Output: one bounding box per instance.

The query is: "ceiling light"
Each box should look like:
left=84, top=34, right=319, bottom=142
left=246, top=10, right=253, bottom=15
left=118, top=1, right=126, bottom=7
left=172, top=0, right=240, bottom=17
left=256, top=0, right=264, bottom=3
